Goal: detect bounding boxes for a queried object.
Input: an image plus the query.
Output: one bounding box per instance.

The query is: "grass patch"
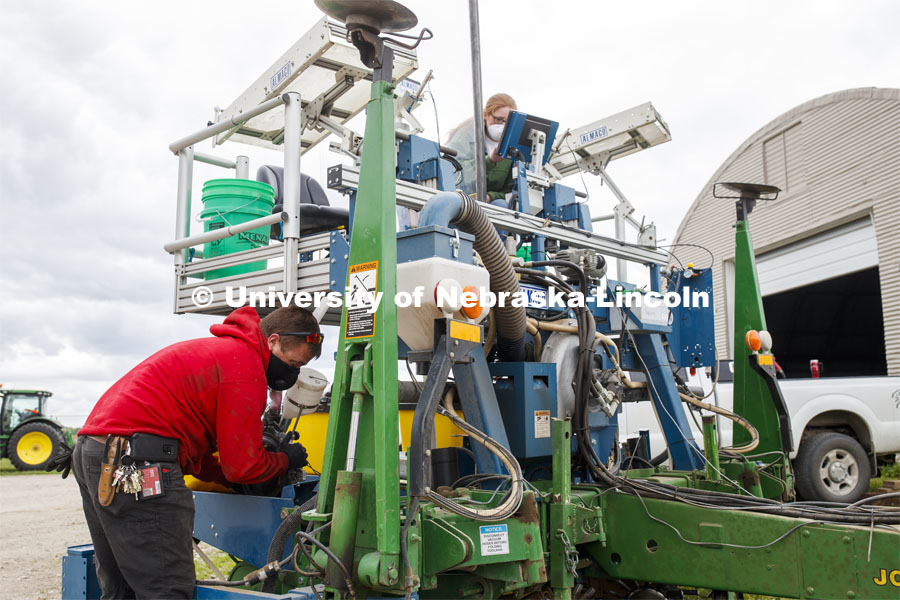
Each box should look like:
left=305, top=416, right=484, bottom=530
left=0, top=457, right=54, bottom=476
left=194, top=542, right=237, bottom=582
left=869, top=461, right=900, bottom=492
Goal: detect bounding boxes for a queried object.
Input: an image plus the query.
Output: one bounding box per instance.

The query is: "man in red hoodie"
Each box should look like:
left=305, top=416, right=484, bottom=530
left=71, top=305, right=321, bottom=598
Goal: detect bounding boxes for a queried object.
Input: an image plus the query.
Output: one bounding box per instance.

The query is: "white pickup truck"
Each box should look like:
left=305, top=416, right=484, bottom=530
left=620, top=374, right=900, bottom=502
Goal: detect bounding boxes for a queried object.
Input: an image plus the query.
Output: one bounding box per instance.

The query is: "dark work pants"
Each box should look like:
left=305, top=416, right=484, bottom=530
left=72, top=436, right=195, bottom=599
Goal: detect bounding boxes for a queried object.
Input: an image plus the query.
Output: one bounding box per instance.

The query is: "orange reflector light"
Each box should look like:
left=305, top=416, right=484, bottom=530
left=745, top=330, right=762, bottom=352
left=461, top=285, right=482, bottom=320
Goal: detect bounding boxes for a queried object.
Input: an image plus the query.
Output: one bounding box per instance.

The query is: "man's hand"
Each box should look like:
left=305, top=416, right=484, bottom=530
left=281, top=443, right=308, bottom=471
left=45, top=440, right=73, bottom=479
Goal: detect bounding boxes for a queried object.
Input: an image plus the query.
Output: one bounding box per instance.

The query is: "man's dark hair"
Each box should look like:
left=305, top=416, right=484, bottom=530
left=260, top=306, right=319, bottom=349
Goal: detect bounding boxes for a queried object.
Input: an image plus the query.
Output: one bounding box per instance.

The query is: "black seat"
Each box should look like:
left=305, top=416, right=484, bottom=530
left=256, top=165, right=349, bottom=239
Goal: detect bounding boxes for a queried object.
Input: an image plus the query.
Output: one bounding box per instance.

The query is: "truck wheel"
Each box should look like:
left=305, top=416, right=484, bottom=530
left=7, top=422, right=66, bottom=471
left=794, top=432, right=871, bottom=503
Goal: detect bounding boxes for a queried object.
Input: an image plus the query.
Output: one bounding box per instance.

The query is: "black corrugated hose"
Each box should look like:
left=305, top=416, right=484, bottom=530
left=451, top=192, right=527, bottom=361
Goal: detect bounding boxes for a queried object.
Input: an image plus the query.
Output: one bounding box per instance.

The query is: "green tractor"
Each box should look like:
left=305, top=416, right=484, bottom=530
left=0, top=388, right=68, bottom=471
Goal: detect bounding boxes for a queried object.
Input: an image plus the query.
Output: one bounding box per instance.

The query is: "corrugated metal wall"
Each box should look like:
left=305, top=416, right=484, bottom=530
left=672, top=88, right=900, bottom=375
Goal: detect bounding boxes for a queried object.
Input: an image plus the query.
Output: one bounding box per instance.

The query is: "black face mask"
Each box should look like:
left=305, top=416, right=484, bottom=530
left=266, top=352, right=301, bottom=391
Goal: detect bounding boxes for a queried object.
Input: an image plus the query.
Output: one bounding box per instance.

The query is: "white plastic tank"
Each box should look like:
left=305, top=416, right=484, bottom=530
left=396, top=256, right=490, bottom=350
left=283, top=367, right=329, bottom=420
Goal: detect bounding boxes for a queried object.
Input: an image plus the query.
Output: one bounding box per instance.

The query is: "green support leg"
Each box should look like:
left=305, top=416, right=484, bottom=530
left=317, top=79, right=401, bottom=591
left=732, top=219, right=781, bottom=455
left=732, top=217, right=789, bottom=499
left=550, top=418, right=574, bottom=599
left=702, top=415, right=720, bottom=482
left=327, top=470, right=362, bottom=595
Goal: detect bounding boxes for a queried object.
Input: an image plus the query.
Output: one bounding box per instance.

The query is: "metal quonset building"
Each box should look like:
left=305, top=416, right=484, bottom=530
left=672, top=87, right=899, bottom=378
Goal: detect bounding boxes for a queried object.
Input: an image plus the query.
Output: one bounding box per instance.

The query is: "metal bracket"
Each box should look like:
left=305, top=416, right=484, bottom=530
left=529, top=129, right=546, bottom=171
left=395, top=91, right=425, bottom=135
left=301, top=66, right=368, bottom=129
left=321, top=115, right=364, bottom=159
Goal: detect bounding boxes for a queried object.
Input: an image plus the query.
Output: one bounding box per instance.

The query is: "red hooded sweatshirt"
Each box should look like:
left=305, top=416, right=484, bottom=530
left=80, top=306, right=288, bottom=484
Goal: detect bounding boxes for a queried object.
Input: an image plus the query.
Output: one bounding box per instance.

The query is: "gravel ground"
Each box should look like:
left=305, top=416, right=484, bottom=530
left=0, top=473, right=91, bottom=600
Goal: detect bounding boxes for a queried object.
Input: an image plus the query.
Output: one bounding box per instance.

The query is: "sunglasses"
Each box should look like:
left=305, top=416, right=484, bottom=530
left=279, top=332, right=324, bottom=344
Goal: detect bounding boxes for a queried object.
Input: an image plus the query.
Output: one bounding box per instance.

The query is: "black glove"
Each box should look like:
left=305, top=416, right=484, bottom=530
left=45, top=441, right=73, bottom=479
left=282, top=442, right=308, bottom=471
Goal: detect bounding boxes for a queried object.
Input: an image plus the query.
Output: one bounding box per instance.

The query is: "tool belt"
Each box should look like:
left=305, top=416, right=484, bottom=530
left=93, top=433, right=180, bottom=506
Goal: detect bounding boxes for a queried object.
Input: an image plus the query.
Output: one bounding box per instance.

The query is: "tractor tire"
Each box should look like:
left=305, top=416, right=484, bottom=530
left=7, top=422, right=66, bottom=471
left=794, top=432, right=871, bottom=503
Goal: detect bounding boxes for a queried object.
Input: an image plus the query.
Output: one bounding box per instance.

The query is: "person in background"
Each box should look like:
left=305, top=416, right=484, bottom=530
left=60, top=305, right=319, bottom=598
left=445, top=92, right=518, bottom=203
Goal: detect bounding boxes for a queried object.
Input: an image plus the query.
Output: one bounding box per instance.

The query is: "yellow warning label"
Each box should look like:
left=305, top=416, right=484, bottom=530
left=758, top=354, right=774, bottom=366
left=346, top=261, right=378, bottom=339
left=534, top=410, right=551, bottom=439
left=350, top=261, right=378, bottom=274
left=449, top=320, right=481, bottom=343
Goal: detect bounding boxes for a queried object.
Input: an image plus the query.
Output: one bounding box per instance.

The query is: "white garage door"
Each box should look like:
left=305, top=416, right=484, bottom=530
left=756, top=218, right=879, bottom=296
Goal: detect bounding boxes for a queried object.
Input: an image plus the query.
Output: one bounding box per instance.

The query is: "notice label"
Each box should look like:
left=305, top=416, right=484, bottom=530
left=479, top=524, right=509, bottom=556
left=534, top=410, right=551, bottom=439
left=346, top=261, right=378, bottom=339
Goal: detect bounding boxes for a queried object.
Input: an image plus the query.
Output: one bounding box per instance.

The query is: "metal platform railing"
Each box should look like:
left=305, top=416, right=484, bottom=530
left=164, top=18, right=419, bottom=318
left=174, top=231, right=346, bottom=324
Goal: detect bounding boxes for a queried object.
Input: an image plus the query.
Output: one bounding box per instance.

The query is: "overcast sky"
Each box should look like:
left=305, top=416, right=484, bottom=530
left=1, top=1, right=897, bottom=426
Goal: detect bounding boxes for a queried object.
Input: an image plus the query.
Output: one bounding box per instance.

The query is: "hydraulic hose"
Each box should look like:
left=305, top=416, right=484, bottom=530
left=524, top=317, right=646, bottom=392
left=427, top=387, right=524, bottom=521
left=261, top=499, right=314, bottom=593
left=419, top=191, right=527, bottom=361
left=679, top=392, right=760, bottom=453
left=525, top=319, right=542, bottom=359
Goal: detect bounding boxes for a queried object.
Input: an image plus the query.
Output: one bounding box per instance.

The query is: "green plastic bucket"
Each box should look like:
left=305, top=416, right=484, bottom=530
left=200, top=179, right=275, bottom=280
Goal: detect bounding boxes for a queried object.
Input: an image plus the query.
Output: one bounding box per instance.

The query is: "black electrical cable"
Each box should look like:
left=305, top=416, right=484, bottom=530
left=451, top=445, right=478, bottom=472
left=650, top=449, right=669, bottom=467
left=261, top=505, right=308, bottom=593
left=583, top=447, right=900, bottom=524
left=291, top=534, right=326, bottom=600
left=623, top=455, right=656, bottom=470
left=562, top=323, right=900, bottom=524
left=452, top=473, right=515, bottom=489
left=526, top=465, right=553, bottom=480
left=293, top=539, right=326, bottom=577
left=526, top=307, right=574, bottom=322
left=295, top=529, right=356, bottom=598
left=523, top=259, right=899, bottom=527
left=849, top=492, right=900, bottom=507
left=525, top=259, right=601, bottom=486
left=657, top=243, right=715, bottom=271
left=405, top=358, right=423, bottom=393
left=442, top=153, right=463, bottom=173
